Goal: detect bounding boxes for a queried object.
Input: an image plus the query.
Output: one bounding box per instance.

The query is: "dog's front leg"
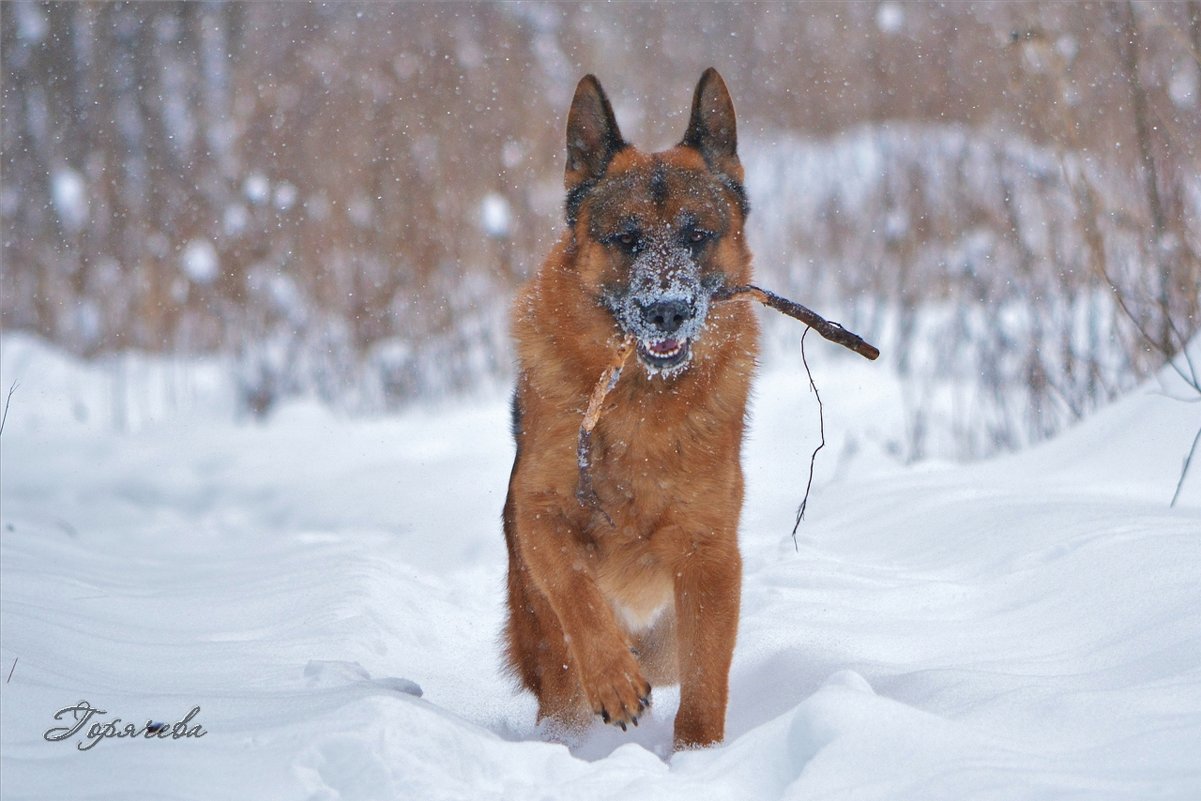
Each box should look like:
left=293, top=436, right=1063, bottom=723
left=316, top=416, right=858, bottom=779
left=515, top=498, right=652, bottom=729
left=672, top=538, right=742, bottom=749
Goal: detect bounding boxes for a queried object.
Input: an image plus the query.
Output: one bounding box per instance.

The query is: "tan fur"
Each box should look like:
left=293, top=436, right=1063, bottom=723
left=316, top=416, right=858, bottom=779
left=503, top=70, right=758, bottom=750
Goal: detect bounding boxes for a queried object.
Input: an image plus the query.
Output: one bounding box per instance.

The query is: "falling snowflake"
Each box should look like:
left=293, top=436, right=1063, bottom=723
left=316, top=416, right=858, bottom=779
left=479, top=193, right=512, bottom=238
left=876, top=2, right=903, bottom=34
left=52, top=169, right=87, bottom=232
left=181, top=239, right=219, bottom=285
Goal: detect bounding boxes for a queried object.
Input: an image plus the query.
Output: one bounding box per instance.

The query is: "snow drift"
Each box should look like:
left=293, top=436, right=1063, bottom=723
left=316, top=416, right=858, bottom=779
left=1, top=334, right=1198, bottom=800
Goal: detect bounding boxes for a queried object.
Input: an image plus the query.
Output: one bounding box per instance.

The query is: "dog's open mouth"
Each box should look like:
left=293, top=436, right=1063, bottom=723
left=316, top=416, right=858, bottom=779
left=637, top=337, right=691, bottom=371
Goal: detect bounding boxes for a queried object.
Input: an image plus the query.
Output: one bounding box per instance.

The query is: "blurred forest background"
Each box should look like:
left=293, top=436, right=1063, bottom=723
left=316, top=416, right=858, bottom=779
left=3, top=1, right=1199, bottom=459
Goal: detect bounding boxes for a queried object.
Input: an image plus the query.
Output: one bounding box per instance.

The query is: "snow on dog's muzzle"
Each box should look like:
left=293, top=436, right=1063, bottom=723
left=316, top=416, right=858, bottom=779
left=606, top=248, right=711, bottom=377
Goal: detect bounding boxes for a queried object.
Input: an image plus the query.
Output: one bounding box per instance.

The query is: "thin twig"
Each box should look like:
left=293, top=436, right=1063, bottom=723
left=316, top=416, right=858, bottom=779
left=1171, top=424, right=1201, bottom=508
left=0, top=381, right=17, bottom=438
left=791, top=327, right=825, bottom=549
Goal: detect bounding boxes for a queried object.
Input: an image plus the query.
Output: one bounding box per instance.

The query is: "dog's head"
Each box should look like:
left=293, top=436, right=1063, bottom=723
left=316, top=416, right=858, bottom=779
left=563, top=69, right=751, bottom=378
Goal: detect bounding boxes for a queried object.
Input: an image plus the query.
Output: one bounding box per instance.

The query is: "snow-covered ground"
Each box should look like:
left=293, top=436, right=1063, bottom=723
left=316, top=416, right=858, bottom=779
left=1, top=333, right=1199, bottom=800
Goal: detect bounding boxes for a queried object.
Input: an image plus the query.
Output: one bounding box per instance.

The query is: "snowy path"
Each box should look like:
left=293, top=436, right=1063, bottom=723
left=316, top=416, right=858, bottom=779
left=1, top=340, right=1199, bottom=800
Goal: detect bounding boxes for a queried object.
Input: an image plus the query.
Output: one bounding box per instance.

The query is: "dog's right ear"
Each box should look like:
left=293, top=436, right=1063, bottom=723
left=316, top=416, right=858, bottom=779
left=565, top=75, right=625, bottom=197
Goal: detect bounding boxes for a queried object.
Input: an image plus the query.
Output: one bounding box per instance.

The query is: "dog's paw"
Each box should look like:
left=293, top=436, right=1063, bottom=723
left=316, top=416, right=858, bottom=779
left=580, top=649, right=652, bottom=731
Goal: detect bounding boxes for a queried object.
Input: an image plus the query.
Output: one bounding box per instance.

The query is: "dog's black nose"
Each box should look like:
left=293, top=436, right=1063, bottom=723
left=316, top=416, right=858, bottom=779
left=641, top=299, right=693, bottom=335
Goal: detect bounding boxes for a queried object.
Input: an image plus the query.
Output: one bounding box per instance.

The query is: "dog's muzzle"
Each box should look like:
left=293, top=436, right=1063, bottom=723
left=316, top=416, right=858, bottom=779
left=633, top=298, right=694, bottom=370
left=607, top=248, right=712, bottom=377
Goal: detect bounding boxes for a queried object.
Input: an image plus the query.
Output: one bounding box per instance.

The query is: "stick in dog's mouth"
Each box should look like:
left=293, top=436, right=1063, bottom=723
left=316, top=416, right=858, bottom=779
left=576, top=286, right=880, bottom=521
left=711, top=284, right=881, bottom=361
left=576, top=337, right=635, bottom=525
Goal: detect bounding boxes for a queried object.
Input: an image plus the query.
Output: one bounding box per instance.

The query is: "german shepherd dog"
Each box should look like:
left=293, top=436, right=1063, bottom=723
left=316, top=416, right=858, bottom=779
left=503, top=68, right=758, bottom=750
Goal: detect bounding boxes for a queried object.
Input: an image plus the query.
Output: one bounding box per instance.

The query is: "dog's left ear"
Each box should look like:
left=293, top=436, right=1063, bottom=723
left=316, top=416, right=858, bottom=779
left=681, top=68, right=742, bottom=181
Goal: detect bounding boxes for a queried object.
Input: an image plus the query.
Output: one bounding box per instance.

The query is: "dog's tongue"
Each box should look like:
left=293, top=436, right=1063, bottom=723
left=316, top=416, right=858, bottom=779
left=648, top=339, right=680, bottom=355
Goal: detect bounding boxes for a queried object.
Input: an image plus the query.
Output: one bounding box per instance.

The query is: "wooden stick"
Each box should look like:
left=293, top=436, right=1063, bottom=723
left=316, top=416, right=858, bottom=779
left=712, top=284, right=880, bottom=361
left=576, top=338, right=635, bottom=523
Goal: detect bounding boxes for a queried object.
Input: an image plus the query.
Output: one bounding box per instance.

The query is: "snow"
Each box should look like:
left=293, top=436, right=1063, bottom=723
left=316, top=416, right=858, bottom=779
left=875, top=3, right=903, bottom=35
left=13, top=4, right=47, bottom=43
left=1, top=334, right=1199, bottom=800
left=275, top=182, right=299, bottom=212
left=224, top=203, right=249, bottom=235
left=244, top=172, right=271, bottom=205
left=181, top=238, right=220, bottom=285
left=479, top=193, right=512, bottom=238
left=51, top=168, right=87, bottom=233
left=1169, top=66, right=1198, bottom=110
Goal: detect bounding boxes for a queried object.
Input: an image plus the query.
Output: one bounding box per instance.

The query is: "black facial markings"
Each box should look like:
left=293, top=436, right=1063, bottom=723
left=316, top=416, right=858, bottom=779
left=721, top=174, right=751, bottom=218
left=576, top=163, right=743, bottom=242
left=566, top=178, right=597, bottom=228
left=649, top=162, right=668, bottom=206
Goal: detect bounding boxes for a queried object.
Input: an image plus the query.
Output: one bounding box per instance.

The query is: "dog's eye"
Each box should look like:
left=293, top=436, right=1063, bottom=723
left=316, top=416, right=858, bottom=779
left=686, top=229, right=713, bottom=246
left=609, top=231, right=642, bottom=253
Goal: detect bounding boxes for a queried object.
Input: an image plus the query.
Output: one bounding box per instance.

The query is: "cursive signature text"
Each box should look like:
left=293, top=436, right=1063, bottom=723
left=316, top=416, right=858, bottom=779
left=44, top=700, right=207, bottom=751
